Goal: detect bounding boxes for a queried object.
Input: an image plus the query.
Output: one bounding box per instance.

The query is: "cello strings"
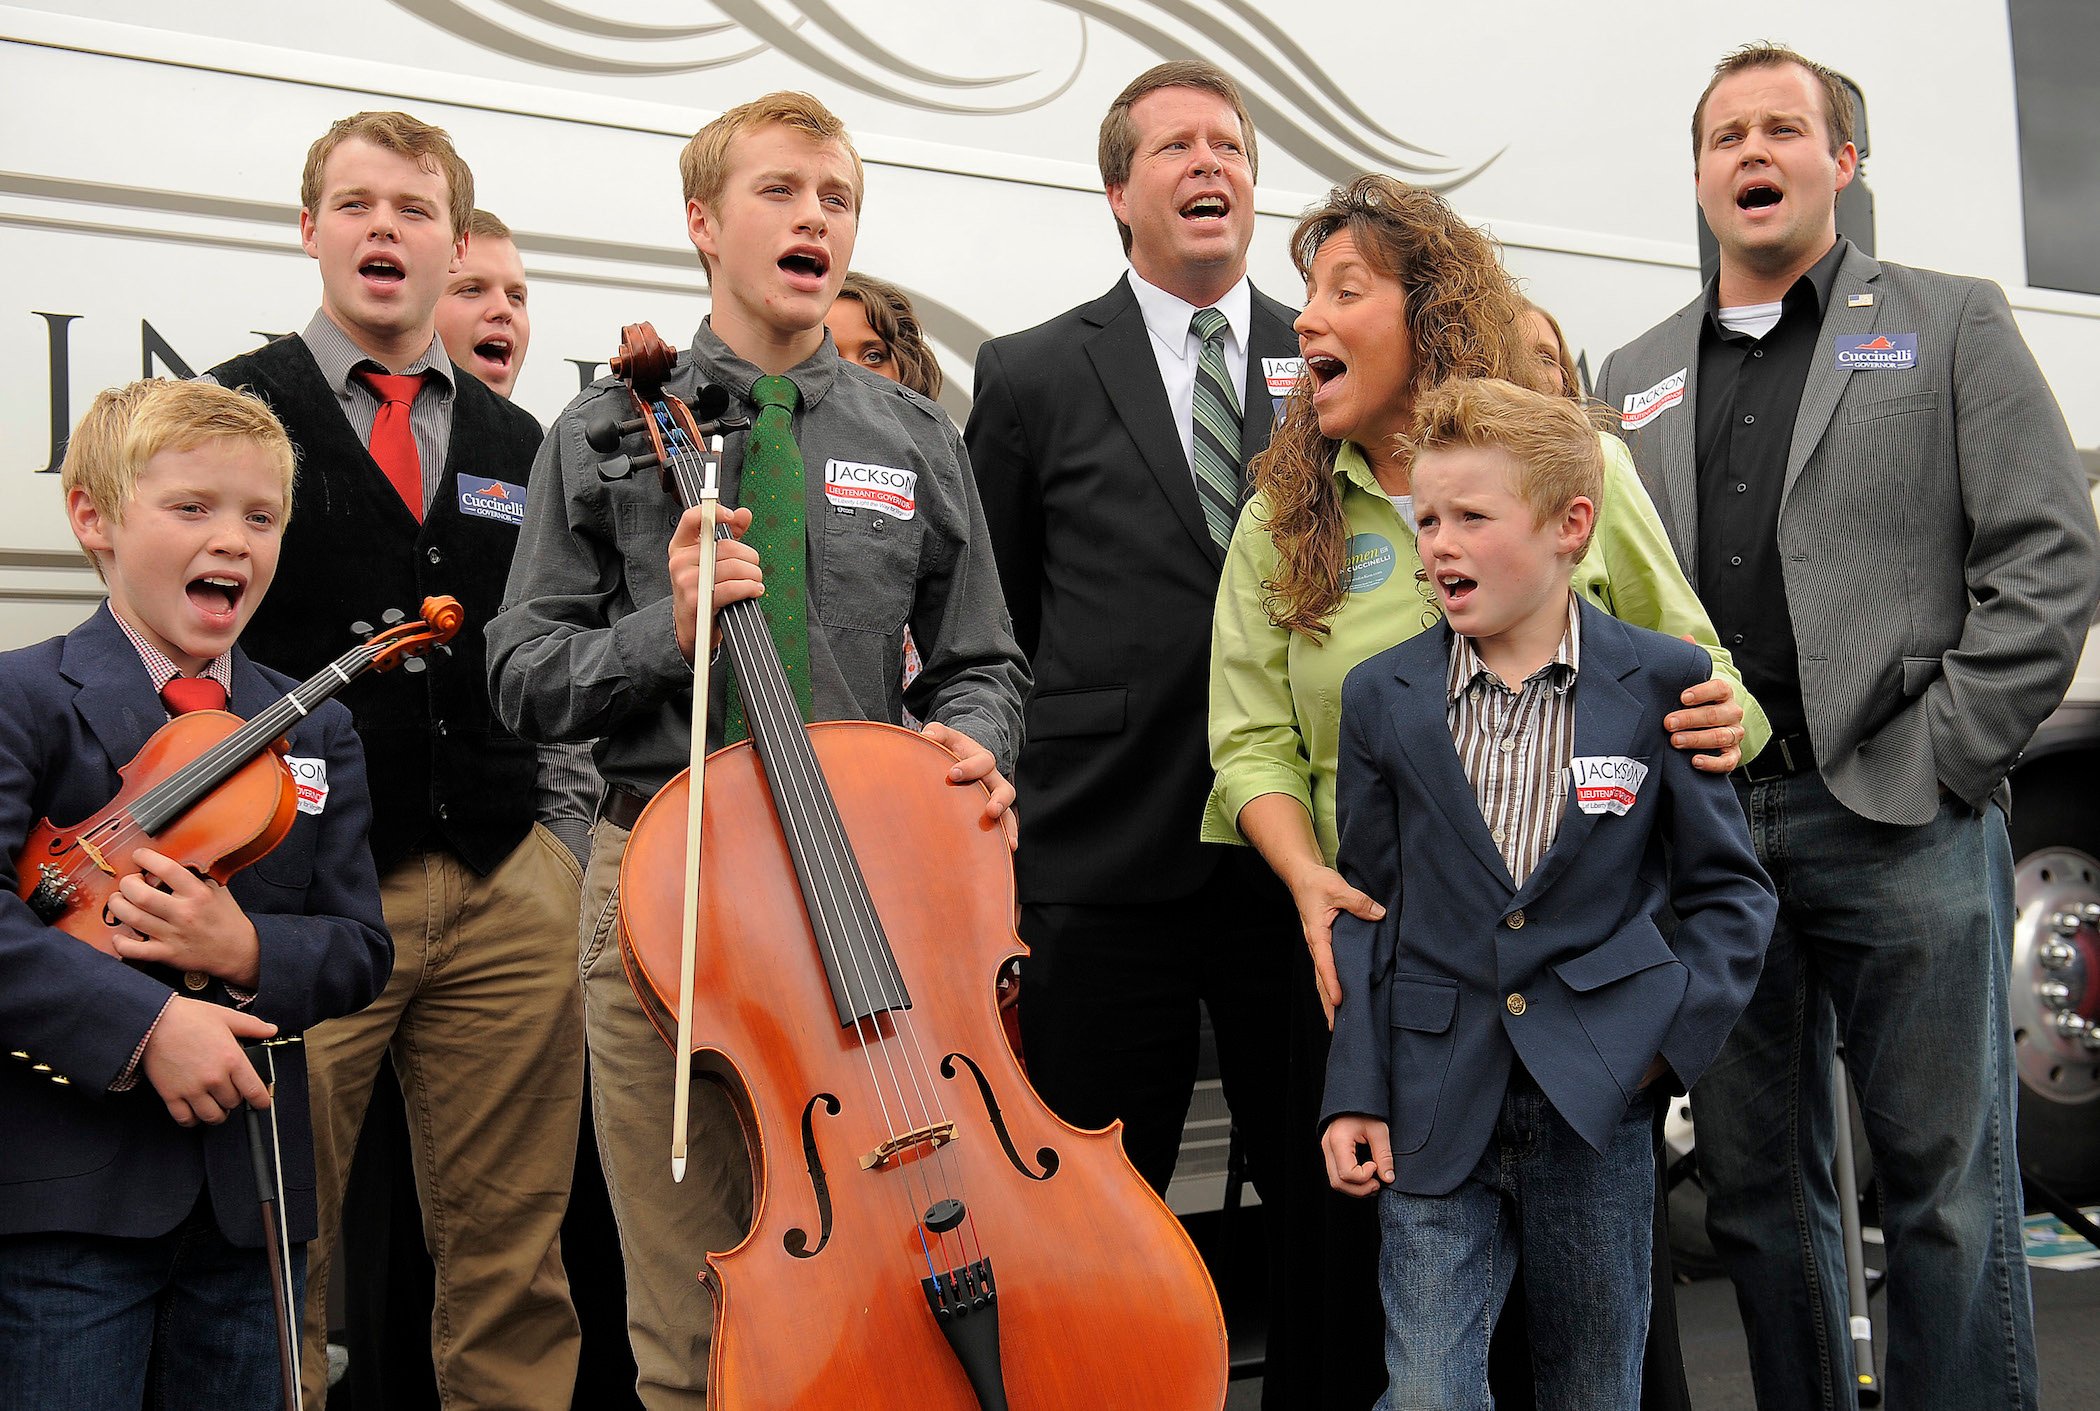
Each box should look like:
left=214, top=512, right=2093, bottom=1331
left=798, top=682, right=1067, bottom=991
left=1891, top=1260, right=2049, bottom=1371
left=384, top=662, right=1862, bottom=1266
left=665, top=430, right=964, bottom=1272
left=696, top=454, right=984, bottom=1278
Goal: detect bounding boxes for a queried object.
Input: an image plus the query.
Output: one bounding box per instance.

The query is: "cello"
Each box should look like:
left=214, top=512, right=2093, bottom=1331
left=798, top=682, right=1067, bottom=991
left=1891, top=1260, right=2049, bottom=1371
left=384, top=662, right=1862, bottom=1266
left=593, top=325, right=1228, bottom=1410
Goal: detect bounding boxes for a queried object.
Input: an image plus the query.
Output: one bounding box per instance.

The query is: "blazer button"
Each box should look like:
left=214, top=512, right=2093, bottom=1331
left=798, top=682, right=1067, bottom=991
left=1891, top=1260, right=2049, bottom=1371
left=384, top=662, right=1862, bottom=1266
left=1506, top=993, right=1527, bottom=1016
left=1506, top=910, right=1526, bottom=930
left=183, top=970, right=209, bottom=991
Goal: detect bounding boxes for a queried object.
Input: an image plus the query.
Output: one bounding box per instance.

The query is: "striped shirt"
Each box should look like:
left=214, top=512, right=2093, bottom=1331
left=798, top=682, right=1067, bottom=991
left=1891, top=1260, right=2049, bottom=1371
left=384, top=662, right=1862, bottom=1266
left=1446, top=601, right=1581, bottom=887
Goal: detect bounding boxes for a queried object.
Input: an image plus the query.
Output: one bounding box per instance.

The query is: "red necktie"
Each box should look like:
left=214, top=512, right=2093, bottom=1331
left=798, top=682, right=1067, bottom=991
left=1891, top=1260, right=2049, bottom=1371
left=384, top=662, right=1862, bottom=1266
left=354, top=369, right=426, bottom=520
left=161, top=676, right=228, bottom=715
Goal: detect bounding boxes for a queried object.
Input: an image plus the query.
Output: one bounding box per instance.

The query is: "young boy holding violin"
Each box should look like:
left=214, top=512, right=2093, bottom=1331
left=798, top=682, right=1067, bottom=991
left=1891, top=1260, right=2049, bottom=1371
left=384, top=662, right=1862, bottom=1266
left=0, top=378, right=391, bottom=1410
left=485, top=91, right=1028, bottom=1408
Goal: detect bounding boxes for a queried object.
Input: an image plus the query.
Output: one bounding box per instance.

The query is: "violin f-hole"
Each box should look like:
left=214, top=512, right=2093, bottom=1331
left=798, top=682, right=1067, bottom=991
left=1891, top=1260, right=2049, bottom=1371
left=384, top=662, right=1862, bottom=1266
left=941, top=1052, right=1058, bottom=1182
left=782, top=1092, right=841, bottom=1259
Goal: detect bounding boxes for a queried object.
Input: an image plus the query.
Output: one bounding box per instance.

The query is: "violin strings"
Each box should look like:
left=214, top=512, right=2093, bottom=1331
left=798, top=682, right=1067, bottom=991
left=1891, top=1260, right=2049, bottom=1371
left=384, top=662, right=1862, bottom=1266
left=674, top=426, right=982, bottom=1283
left=45, top=649, right=378, bottom=894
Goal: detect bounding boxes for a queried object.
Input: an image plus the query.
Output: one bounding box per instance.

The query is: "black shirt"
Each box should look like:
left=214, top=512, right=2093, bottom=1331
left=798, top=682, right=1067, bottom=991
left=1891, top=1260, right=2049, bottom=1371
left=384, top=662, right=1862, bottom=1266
left=1693, top=238, right=1848, bottom=741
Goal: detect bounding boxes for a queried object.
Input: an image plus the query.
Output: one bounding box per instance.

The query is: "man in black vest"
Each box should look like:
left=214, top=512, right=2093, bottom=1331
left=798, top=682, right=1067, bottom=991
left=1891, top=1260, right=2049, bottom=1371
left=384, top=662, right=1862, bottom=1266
left=207, top=112, right=588, bottom=1411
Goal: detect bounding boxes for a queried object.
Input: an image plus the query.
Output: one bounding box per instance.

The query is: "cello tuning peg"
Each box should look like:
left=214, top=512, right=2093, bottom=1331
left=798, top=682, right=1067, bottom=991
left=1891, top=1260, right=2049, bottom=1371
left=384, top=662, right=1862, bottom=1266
left=350, top=620, right=373, bottom=638
left=381, top=608, right=407, bottom=626
left=401, top=657, right=427, bottom=674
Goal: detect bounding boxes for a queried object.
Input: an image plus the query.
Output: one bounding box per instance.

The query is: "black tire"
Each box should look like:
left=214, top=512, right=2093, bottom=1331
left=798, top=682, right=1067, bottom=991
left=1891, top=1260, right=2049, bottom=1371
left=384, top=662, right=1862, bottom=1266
left=2008, top=755, right=2100, bottom=1203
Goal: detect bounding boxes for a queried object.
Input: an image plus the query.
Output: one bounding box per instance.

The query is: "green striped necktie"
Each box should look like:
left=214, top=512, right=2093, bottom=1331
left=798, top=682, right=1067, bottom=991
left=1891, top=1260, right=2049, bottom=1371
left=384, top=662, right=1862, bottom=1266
left=1190, top=306, right=1244, bottom=550
left=723, top=373, right=814, bottom=743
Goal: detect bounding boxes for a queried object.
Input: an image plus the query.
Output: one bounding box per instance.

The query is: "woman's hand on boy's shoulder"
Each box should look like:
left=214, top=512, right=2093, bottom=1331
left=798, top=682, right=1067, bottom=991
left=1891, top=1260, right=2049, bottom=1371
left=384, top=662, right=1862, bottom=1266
left=1663, top=644, right=1745, bottom=773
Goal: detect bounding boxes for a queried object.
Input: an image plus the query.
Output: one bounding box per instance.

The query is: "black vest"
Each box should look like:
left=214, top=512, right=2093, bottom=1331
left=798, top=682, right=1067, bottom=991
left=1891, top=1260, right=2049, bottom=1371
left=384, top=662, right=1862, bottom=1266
left=211, top=336, right=543, bottom=873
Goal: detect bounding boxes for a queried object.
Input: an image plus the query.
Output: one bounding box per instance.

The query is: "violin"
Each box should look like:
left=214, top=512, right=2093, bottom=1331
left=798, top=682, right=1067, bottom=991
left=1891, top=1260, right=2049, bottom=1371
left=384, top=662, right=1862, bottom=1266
left=592, top=325, right=1227, bottom=1410
left=17, top=598, right=463, bottom=956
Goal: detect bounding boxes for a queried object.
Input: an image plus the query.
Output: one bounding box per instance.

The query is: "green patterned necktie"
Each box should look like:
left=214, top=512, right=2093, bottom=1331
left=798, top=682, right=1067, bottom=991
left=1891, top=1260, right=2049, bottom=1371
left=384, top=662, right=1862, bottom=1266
left=723, top=373, right=814, bottom=743
left=1189, top=306, right=1244, bottom=549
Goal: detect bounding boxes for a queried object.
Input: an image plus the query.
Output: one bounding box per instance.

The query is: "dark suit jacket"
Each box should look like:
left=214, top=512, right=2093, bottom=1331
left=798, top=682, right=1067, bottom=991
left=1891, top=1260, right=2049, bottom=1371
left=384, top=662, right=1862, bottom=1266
left=1321, top=605, right=1775, bottom=1196
left=967, top=277, right=1300, bottom=903
left=1595, top=245, right=2100, bottom=824
left=0, top=606, right=392, bottom=1245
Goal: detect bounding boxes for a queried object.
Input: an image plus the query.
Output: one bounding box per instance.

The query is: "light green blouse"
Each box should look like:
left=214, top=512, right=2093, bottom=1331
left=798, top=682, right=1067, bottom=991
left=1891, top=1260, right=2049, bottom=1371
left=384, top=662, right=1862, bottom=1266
left=1204, top=434, right=1770, bottom=864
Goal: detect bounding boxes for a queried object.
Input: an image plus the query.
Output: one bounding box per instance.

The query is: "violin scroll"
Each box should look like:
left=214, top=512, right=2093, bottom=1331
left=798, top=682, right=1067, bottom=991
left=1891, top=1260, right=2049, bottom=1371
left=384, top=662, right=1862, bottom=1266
left=364, top=596, right=465, bottom=673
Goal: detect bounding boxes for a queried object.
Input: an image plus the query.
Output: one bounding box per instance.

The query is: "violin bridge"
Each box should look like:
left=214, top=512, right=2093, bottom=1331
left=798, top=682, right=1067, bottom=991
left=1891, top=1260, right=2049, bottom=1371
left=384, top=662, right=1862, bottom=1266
left=77, top=837, right=116, bottom=876
left=860, top=1120, right=957, bottom=1170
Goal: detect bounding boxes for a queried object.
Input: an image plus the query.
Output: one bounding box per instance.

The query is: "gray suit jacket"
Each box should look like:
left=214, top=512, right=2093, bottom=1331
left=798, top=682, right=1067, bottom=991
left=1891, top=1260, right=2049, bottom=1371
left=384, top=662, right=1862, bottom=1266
left=1596, top=245, right=2100, bottom=825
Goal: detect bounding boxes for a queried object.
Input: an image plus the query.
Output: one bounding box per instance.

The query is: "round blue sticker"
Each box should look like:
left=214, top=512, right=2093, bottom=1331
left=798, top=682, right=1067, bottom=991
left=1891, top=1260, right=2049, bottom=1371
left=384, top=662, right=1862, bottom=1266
left=1342, top=533, right=1396, bottom=593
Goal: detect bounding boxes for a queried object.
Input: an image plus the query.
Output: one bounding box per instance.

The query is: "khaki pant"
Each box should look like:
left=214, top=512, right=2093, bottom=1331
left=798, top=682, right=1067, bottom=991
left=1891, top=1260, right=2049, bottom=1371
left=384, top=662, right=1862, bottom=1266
left=298, top=826, right=585, bottom=1409
left=579, top=819, right=752, bottom=1410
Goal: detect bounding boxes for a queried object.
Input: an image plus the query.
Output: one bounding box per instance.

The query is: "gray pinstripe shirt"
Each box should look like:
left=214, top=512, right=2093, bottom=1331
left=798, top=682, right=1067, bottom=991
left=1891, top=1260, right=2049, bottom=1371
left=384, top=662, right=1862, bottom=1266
left=296, top=311, right=456, bottom=511
left=1446, top=601, right=1580, bottom=887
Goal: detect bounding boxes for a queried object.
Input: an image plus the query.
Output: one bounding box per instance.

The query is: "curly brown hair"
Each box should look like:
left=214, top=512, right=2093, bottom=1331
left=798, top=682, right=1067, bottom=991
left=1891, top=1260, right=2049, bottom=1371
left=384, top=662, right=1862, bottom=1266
left=1253, top=175, right=1534, bottom=636
left=835, top=271, right=942, bottom=400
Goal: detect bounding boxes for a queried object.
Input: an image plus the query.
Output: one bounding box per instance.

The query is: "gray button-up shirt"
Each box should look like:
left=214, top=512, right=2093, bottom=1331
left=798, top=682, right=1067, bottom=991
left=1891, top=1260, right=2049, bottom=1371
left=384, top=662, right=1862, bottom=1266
left=485, top=321, right=1028, bottom=801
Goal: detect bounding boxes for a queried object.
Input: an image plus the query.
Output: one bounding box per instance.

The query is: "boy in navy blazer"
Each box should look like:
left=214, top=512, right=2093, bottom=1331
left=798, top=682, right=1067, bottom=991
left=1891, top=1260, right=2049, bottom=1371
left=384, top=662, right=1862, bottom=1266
left=1321, top=379, right=1774, bottom=1407
left=0, top=381, right=391, bottom=1410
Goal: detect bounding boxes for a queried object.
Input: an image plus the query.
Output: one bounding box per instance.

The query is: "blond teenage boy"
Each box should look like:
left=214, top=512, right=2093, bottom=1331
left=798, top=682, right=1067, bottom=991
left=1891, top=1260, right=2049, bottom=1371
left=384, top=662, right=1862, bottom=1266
left=0, top=380, right=390, bottom=1411
left=204, top=111, right=589, bottom=1408
left=1321, top=379, right=1774, bottom=1407
left=486, top=92, right=1028, bottom=1408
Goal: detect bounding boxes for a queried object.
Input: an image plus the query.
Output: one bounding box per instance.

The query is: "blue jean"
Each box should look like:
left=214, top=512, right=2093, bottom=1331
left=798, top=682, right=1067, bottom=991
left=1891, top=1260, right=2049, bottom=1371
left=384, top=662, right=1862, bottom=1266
left=1697, top=769, right=2035, bottom=1410
left=0, top=1198, right=306, bottom=1411
left=1374, top=1068, right=1656, bottom=1411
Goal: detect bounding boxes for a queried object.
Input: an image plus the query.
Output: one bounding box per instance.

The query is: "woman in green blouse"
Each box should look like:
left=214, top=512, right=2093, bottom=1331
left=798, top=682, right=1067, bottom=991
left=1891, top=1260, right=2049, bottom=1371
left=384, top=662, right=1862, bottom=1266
left=1205, top=172, right=1766, bottom=1409
left=1208, top=175, right=1766, bottom=1008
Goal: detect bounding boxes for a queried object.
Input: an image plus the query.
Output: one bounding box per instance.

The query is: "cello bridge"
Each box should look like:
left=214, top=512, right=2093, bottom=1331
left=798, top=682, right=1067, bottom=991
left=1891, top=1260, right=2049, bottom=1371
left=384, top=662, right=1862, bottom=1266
left=861, top=1121, right=957, bottom=1170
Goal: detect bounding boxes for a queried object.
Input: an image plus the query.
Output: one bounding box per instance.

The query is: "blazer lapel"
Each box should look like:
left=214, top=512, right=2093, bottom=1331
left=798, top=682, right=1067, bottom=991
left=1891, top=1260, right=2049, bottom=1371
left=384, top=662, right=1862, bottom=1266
left=1652, top=304, right=1704, bottom=580
left=1386, top=627, right=1516, bottom=891
left=1511, top=606, right=1647, bottom=908
left=1239, top=285, right=1298, bottom=481
left=1784, top=246, right=1885, bottom=503
left=58, top=605, right=163, bottom=771
left=1082, top=282, right=1219, bottom=566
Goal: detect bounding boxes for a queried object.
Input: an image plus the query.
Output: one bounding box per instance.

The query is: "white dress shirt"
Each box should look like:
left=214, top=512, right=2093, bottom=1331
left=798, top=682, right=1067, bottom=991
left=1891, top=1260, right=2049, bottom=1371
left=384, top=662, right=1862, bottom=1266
left=1126, top=267, right=1252, bottom=473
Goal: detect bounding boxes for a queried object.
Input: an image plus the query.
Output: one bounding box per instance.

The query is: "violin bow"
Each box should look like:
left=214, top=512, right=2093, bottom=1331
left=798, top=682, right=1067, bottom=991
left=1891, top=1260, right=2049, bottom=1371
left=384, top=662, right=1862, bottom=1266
left=243, top=1037, right=303, bottom=1411
left=671, top=445, right=722, bottom=1184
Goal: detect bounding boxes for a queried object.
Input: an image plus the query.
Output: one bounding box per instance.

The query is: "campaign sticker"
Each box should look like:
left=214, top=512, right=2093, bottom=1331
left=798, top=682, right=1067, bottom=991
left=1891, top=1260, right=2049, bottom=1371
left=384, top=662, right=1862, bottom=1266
left=1263, top=356, right=1306, bottom=397
left=284, top=756, right=329, bottom=816
left=1342, top=533, right=1397, bottom=593
left=1570, top=755, right=1647, bottom=816
left=1834, top=333, right=1917, bottom=371
left=823, top=459, right=917, bottom=520
left=458, top=477, right=527, bottom=527
left=1621, top=369, right=1687, bottom=430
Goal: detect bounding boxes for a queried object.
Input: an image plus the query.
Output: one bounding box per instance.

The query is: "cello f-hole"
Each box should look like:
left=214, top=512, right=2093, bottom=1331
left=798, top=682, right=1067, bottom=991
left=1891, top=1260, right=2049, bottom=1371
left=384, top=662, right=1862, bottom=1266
left=940, top=1052, right=1058, bottom=1182
left=783, top=1092, right=842, bottom=1260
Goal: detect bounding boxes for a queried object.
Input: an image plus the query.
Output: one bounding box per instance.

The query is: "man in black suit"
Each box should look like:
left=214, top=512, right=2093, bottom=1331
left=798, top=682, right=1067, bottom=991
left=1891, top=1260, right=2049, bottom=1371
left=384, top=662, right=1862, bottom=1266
left=964, top=58, right=1306, bottom=1395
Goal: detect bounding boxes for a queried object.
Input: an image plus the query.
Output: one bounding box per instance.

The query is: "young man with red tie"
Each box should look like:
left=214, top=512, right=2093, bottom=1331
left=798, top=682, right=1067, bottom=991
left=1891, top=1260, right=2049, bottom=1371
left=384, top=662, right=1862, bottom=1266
left=205, top=110, right=591, bottom=1410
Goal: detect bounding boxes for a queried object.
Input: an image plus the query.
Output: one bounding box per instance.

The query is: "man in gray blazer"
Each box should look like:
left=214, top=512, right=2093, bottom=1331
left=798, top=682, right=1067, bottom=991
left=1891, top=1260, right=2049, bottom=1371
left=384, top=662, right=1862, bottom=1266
left=1597, top=42, right=2099, bottom=1411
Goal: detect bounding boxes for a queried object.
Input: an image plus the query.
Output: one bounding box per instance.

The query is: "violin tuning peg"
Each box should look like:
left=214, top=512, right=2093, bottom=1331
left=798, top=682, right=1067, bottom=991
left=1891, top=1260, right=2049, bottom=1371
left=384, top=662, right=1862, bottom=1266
left=350, top=620, right=373, bottom=638
left=401, top=657, right=427, bottom=674
left=436, top=642, right=454, bottom=658
left=381, top=608, right=407, bottom=626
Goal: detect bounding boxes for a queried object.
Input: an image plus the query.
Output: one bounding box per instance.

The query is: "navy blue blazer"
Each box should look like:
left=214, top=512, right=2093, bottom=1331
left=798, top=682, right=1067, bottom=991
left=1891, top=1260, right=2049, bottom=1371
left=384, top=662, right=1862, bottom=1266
left=0, top=606, right=391, bottom=1245
left=1320, top=602, right=1775, bottom=1197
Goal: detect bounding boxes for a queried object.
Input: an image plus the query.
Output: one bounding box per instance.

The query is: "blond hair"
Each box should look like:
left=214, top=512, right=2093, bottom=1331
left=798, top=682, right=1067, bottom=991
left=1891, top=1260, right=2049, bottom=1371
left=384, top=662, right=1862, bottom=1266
left=1097, top=61, right=1259, bottom=256
left=1253, top=176, right=1535, bottom=636
left=1405, top=378, right=1604, bottom=562
left=835, top=272, right=942, bottom=400
left=679, top=93, right=864, bottom=279
left=62, top=380, right=296, bottom=578
left=301, top=111, right=475, bottom=238
left=1693, top=43, right=1855, bottom=159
